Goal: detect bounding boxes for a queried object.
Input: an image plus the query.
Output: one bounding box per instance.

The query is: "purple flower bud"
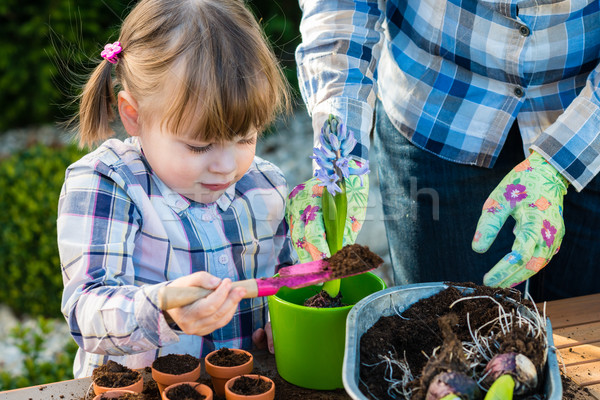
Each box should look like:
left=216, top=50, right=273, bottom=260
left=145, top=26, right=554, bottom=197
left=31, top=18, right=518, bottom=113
left=312, top=115, right=368, bottom=193
left=338, top=122, right=348, bottom=141
left=329, top=133, right=341, bottom=151
left=426, top=371, right=480, bottom=400
left=340, top=131, right=357, bottom=158
left=316, top=139, right=336, bottom=160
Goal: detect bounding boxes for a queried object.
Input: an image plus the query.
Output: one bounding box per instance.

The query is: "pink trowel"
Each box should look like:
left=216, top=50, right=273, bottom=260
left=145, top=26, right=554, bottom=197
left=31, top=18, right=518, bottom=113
left=157, top=244, right=383, bottom=310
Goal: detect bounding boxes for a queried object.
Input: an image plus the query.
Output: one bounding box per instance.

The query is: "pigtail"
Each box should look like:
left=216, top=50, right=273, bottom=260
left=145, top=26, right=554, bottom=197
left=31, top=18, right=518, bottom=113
left=77, top=59, right=117, bottom=148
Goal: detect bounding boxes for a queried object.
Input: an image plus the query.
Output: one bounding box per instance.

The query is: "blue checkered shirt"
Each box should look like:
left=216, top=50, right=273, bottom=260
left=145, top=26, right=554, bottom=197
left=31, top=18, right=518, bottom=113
left=58, top=138, right=296, bottom=378
left=296, top=0, right=600, bottom=191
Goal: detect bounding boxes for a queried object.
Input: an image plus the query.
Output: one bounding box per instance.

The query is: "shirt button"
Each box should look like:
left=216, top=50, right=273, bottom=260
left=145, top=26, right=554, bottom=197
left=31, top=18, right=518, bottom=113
left=201, top=213, right=212, bottom=222
left=519, top=25, right=530, bottom=37
left=218, top=255, right=228, bottom=264
left=175, top=199, right=186, bottom=208
left=514, top=87, right=525, bottom=98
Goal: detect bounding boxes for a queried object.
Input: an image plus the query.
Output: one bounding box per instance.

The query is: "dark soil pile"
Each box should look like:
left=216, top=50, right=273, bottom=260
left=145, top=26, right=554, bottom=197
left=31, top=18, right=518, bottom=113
left=164, top=383, right=206, bottom=400
left=152, top=353, right=200, bottom=375
left=359, top=283, right=547, bottom=399
left=324, top=244, right=384, bottom=278
left=141, top=367, right=161, bottom=400
left=99, top=393, right=143, bottom=399
left=92, top=360, right=142, bottom=388
left=304, top=290, right=345, bottom=307
left=207, top=347, right=251, bottom=367
left=230, top=376, right=273, bottom=395
left=304, top=244, right=383, bottom=308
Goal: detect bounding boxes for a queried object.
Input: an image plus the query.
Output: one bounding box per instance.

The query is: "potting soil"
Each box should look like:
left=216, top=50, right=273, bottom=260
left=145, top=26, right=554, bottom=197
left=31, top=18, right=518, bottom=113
left=303, top=290, right=345, bottom=307
left=229, top=375, right=273, bottom=395
left=164, top=382, right=206, bottom=399
left=99, top=393, right=143, bottom=399
left=207, top=347, right=251, bottom=367
left=358, top=282, right=597, bottom=400
left=92, top=360, right=141, bottom=388
left=78, top=348, right=593, bottom=400
left=141, top=368, right=161, bottom=400
left=151, top=353, right=200, bottom=374
left=359, top=283, right=546, bottom=399
left=324, top=244, right=384, bottom=279
left=304, top=243, right=383, bottom=308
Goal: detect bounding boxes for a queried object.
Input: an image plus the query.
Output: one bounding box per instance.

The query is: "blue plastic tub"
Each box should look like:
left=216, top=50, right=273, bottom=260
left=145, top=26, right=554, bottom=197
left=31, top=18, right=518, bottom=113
left=343, top=283, right=561, bottom=399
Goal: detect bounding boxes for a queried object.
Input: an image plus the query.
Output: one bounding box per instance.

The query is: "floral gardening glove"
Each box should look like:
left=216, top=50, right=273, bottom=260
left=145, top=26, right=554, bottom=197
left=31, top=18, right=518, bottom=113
left=287, top=166, right=369, bottom=263
left=286, top=114, right=370, bottom=263
left=472, top=151, right=569, bottom=288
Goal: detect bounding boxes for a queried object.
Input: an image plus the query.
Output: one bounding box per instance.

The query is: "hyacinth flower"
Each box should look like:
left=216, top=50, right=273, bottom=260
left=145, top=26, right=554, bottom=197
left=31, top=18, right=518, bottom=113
left=311, top=115, right=368, bottom=297
left=286, top=114, right=370, bottom=298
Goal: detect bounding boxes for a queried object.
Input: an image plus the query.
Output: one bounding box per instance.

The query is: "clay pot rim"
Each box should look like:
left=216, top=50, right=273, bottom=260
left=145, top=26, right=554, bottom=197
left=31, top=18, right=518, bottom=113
left=92, top=372, right=144, bottom=395
left=92, top=389, right=137, bottom=400
left=224, top=374, right=275, bottom=399
left=204, top=348, right=253, bottom=374
left=162, top=381, right=213, bottom=400
left=151, top=358, right=202, bottom=386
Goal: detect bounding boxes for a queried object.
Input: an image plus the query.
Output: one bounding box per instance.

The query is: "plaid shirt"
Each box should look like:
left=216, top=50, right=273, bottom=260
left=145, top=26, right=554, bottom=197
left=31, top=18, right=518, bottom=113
left=58, top=138, right=296, bottom=378
left=296, top=0, right=600, bottom=191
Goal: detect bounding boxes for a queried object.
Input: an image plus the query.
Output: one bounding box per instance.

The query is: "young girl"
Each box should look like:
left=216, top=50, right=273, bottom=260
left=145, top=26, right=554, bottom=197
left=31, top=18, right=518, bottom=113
left=58, top=0, right=295, bottom=378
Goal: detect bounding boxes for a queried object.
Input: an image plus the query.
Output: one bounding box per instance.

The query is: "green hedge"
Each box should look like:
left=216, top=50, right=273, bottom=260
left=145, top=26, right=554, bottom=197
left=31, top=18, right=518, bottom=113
left=0, top=0, right=301, bottom=133
left=0, top=317, right=78, bottom=390
left=0, top=0, right=126, bottom=132
left=0, top=143, right=86, bottom=318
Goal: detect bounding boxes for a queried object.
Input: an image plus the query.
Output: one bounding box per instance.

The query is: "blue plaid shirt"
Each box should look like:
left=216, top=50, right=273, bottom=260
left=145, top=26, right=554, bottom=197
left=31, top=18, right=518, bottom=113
left=296, top=0, right=600, bottom=191
left=58, top=138, right=296, bottom=378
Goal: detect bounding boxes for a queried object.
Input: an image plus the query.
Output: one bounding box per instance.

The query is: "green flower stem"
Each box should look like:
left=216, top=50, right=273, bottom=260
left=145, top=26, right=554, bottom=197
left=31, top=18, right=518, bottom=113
left=484, top=374, right=515, bottom=400
left=322, top=182, right=347, bottom=297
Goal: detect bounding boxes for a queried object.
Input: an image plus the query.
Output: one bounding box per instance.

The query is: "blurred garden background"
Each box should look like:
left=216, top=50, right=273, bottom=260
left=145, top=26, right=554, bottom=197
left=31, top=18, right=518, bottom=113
left=0, top=0, right=389, bottom=391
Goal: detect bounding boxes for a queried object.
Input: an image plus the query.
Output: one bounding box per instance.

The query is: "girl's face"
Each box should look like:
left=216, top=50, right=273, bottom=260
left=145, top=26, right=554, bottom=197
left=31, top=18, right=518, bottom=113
left=137, top=120, right=257, bottom=204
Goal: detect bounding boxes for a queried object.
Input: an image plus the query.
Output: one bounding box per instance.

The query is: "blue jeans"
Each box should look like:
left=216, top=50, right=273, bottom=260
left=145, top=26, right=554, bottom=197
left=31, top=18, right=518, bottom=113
left=374, top=101, right=599, bottom=301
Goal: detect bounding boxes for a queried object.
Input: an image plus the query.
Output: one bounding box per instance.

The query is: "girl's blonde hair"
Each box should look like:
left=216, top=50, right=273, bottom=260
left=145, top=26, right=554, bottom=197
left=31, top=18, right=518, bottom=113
left=77, top=0, right=290, bottom=147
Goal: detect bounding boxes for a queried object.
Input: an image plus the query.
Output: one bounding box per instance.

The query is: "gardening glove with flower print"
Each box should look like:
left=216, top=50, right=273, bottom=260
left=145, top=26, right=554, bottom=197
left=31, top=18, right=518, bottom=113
left=472, top=151, right=569, bottom=288
left=286, top=166, right=369, bottom=263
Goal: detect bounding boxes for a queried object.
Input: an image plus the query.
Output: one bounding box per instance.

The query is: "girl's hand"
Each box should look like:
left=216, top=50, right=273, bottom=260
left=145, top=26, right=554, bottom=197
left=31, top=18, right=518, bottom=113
left=251, top=322, right=274, bottom=354
left=164, top=272, right=247, bottom=336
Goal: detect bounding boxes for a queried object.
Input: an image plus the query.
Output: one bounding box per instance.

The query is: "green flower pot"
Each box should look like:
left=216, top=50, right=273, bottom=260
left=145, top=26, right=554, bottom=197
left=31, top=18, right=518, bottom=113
left=268, top=272, right=386, bottom=390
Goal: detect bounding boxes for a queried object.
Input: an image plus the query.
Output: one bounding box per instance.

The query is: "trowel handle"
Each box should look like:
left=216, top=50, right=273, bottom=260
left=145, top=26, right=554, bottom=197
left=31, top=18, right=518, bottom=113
left=158, top=280, right=259, bottom=310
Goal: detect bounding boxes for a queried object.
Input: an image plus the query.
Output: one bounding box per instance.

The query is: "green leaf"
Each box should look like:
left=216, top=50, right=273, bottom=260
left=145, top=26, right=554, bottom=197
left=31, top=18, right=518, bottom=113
left=484, top=374, right=515, bottom=400
left=321, top=183, right=347, bottom=297
left=322, top=188, right=339, bottom=254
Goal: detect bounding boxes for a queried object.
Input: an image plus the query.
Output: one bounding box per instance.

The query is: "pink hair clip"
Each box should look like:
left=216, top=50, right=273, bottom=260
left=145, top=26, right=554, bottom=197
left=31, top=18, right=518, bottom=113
left=101, top=41, right=122, bottom=64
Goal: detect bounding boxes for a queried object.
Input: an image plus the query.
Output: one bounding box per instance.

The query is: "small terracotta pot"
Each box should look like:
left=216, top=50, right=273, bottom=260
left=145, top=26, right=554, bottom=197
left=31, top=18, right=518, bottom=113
left=224, top=375, right=275, bottom=400
left=93, top=373, right=143, bottom=395
left=161, top=382, right=213, bottom=400
left=92, top=390, right=137, bottom=399
left=151, top=356, right=202, bottom=393
left=204, top=349, right=253, bottom=397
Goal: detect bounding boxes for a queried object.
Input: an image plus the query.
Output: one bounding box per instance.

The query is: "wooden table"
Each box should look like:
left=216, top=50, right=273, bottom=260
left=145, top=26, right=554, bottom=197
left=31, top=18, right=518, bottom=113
left=0, top=350, right=349, bottom=400
left=1, top=293, right=598, bottom=399
left=544, top=292, right=600, bottom=398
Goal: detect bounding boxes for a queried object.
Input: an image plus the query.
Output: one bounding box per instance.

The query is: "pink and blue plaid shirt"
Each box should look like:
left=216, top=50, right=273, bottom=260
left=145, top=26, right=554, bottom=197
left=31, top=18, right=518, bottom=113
left=296, top=0, right=600, bottom=191
left=58, top=138, right=296, bottom=378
